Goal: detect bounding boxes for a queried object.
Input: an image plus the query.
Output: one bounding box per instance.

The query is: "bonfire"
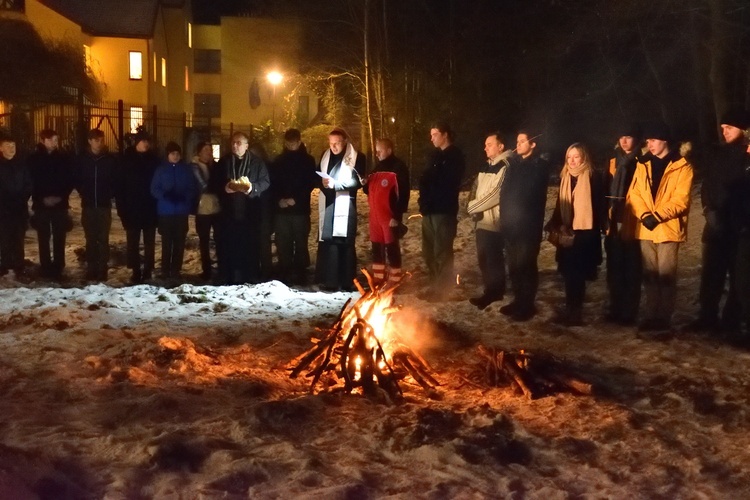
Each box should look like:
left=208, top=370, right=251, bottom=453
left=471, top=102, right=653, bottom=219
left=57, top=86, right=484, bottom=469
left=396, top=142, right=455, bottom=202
left=288, top=270, right=439, bottom=400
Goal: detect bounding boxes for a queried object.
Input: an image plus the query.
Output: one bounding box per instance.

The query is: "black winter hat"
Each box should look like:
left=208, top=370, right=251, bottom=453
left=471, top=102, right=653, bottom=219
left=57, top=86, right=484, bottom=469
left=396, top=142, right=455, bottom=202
left=165, top=141, right=182, bottom=154
left=642, top=121, right=671, bottom=142
left=617, top=123, right=641, bottom=139
left=133, top=129, right=151, bottom=145
left=720, top=108, right=750, bottom=130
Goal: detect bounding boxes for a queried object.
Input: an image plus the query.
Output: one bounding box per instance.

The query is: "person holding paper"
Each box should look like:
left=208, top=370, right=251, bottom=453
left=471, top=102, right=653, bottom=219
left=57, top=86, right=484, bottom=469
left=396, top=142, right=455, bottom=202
left=314, top=127, right=365, bottom=291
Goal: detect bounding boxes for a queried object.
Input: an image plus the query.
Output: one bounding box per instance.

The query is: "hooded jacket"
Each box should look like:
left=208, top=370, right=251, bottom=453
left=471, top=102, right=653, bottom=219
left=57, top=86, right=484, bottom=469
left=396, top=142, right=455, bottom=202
left=363, top=153, right=411, bottom=219
left=467, top=150, right=512, bottom=232
left=627, top=151, right=694, bottom=243
left=150, top=159, right=200, bottom=216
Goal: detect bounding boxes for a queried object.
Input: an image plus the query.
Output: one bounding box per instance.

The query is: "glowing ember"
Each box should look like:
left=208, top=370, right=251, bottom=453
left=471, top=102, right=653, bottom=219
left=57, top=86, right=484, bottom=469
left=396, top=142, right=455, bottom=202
left=288, top=270, right=439, bottom=399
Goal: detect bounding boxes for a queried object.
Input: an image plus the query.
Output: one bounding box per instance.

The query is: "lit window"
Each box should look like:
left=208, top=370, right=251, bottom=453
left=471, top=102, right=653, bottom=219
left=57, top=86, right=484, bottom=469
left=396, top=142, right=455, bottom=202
left=161, top=58, right=166, bottom=87
left=212, top=144, right=220, bottom=162
left=130, top=107, right=143, bottom=133
left=185, top=65, right=189, bottom=92
left=153, top=52, right=157, bottom=82
left=83, top=44, right=92, bottom=74
left=129, top=51, right=143, bottom=80
left=188, top=23, right=192, bottom=48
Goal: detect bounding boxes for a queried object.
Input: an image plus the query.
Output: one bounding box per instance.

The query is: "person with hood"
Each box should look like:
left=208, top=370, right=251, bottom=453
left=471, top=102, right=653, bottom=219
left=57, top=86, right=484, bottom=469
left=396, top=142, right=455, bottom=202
left=603, top=127, right=643, bottom=325
left=28, top=128, right=74, bottom=280
left=210, top=131, right=270, bottom=285
left=467, top=132, right=512, bottom=309
left=418, top=123, right=465, bottom=300
left=116, top=130, right=160, bottom=284
left=150, top=142, right=199, bottom=283
left=270, top=128, right=317, bottom=285
left=498, top=131, right=550, bottom=321
left=75, top=128, right=117, bottom=281
left=627, top=122, right=694, bottom=331
left=0, top=134, right=31, bottom=278
left=315, top=127, right=365, bottom=291
left=191, top=141, right=220, bottom=281
left=545, top=143, right=604, bottom=326
left=363, top=138, right=410, bottom=287
left=687, top=109, right=750, bottom=334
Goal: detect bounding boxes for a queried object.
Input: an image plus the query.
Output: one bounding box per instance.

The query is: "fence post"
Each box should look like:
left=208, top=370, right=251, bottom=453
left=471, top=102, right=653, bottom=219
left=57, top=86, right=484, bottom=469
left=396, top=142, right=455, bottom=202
left=76, top=89, right=86, bottom=154
left=117, top=99, right=124, bottom=152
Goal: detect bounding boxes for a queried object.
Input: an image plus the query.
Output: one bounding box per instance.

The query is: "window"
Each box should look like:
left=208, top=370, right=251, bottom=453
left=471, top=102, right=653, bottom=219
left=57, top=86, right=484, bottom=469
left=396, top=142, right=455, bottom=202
left=194, top=94, right=221, bottom=118
left=129, top=51, right=143, bottom=80
left=194, top=49, right=221, bottom=74
left=185, top=65, right=189, bottom=92
left=298, top=95, right=310, bottom=125
left=188, top=22, right=192, bottom=48
left=153, top=52, right=157, bottom=82
left=212, top=144, right=221, bottom=162
left=161, top=57, right=166, bottom=87
left=83, top=44, right=92, bottom=74
left=130, top=107, right=143, bottom=133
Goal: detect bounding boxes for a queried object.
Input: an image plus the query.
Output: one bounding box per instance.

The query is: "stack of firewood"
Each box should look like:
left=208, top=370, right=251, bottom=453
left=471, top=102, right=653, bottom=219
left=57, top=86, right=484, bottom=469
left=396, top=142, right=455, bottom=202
left=474, top=345, right=593, bottom=399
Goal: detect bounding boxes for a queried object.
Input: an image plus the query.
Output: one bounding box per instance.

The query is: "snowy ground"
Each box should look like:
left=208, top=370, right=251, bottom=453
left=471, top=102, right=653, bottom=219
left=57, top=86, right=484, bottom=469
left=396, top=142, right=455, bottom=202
left=1, top=185, right=749, bottom=499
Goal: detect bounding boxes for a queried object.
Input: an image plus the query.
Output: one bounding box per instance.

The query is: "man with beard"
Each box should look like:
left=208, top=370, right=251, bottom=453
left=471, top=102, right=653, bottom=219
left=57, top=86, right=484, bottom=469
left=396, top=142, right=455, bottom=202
left=315, top=128, right=365, bottom=291
left=211, top=131, right=270, bottom=285
left=270, top=128, right=317, bottom=285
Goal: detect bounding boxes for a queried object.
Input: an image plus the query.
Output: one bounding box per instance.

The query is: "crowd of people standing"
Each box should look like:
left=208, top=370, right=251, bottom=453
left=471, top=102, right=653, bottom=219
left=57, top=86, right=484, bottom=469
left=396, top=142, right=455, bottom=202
left=1, top=113, right=749, bottom=341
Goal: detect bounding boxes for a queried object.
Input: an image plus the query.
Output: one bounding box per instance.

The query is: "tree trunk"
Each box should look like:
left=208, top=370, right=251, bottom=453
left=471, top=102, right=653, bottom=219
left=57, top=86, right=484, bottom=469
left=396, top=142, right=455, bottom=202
left=363, top=0, right=376, bottom=157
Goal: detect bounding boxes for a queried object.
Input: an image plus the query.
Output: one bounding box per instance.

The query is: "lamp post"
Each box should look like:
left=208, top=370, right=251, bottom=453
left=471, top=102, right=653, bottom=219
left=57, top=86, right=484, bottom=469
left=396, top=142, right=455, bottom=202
left=266, top=71, right=283, bottom=130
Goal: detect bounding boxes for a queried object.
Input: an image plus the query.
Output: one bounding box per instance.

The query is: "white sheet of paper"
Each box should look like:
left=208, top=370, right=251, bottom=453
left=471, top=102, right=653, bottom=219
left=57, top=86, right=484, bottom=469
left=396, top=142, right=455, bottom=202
left=316, top=171, right=333, bottom=180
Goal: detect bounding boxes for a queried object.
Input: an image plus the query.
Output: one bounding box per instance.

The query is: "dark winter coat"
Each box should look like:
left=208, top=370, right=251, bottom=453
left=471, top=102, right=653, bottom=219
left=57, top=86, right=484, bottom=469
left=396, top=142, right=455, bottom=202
left=547, top=172, right=605, bottom=280
left=0, top=153, right=31, bottom=216
left=604, top=148, right=639, bottom=239
left=702, top=142, right=749, bottom=238
left=418, top=144, right=465, bottom=216
left=150, top=160, right=201, bottom=216
left=499, top=153, right=550, bottom=241
left=75, top=149, right=117, bottom=209
left=364, top=154, right=411, bottom=219
left=28, top=144, right=74, bottom=211
left=726, top=146, right=750, bottom=233
left=116, top=147, right=160, bottom=229
left=211, top=152, right=270, bottom=222
left=270, top=144, right=317, bottom=216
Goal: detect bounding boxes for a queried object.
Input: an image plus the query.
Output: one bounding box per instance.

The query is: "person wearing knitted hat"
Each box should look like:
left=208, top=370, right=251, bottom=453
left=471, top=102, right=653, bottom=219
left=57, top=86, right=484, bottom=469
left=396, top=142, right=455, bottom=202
left=627, top=121, right=694, bottom=331
left=687, top=108, right=750, bottom=335
left=603, top=124, right=643, bottom=325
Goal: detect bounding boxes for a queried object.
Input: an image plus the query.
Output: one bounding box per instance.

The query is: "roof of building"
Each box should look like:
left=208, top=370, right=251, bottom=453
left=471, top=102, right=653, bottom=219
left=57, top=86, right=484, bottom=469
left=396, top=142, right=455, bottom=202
left=40, top=0, right=162, bottom=38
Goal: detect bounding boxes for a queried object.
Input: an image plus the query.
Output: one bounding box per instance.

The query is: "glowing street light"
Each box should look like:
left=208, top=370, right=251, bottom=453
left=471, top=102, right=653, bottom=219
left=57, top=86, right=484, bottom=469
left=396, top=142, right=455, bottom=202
left=266, top=71, right=283, bottom=129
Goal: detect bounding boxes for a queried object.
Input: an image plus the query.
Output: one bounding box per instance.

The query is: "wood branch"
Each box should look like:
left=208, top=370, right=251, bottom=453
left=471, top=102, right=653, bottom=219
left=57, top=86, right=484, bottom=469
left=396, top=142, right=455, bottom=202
left=500, top=354, right=536, bottom=400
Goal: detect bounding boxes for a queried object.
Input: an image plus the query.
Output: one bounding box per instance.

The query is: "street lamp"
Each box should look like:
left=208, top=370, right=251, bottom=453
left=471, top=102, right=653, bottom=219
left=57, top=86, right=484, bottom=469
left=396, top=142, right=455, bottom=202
left=266, top=71, right=283, bottom=129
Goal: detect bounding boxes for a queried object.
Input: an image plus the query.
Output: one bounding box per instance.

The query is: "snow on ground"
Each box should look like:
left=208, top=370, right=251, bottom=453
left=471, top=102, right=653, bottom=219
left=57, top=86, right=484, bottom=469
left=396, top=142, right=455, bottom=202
left=0, top=186, right=749, bottom=499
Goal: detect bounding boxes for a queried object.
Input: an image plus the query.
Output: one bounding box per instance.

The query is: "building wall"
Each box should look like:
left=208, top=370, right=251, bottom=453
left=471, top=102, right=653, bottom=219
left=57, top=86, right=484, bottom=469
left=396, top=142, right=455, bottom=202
left=25, top=0, right=82, bottom=43
left=162, top=6, right=193, bottom=117
left=89, top=37, right=149, bottom=105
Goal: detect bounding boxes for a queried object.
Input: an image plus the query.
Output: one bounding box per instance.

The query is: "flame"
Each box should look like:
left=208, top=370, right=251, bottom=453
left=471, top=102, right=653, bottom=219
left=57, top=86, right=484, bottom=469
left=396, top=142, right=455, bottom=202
left=338, top=286, right=399, bottom=360
left=354, top=356, right=362, bottom=381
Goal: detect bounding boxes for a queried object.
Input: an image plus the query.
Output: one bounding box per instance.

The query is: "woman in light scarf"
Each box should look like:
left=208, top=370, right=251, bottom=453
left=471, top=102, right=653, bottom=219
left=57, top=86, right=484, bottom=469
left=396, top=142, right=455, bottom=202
left=545, top=143, right=604, bottom=326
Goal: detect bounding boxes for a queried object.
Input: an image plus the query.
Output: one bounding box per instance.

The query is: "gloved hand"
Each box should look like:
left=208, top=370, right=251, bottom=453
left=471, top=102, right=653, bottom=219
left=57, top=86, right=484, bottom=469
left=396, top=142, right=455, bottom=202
left=471, top=213, right=483, bottom=222
left=641, top=213, right=660, bottom=231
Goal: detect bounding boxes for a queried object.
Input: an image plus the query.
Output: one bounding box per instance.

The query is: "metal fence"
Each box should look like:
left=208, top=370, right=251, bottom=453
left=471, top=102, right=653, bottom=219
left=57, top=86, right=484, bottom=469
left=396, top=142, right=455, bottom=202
left=0, top=92, right=264, bottom=158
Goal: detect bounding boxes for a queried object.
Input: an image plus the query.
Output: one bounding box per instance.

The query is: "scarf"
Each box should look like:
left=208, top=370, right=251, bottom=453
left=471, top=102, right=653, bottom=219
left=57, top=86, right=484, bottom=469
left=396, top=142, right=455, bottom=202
left=318, top=142, right=358, bottom=239
left=609, top=149, right=635, bottom=216
left=559, top=162, right=594, bottom=230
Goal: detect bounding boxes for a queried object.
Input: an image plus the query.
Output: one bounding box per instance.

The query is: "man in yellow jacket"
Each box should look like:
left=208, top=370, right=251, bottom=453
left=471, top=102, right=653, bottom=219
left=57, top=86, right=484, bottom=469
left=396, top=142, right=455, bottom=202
left=626, top=122, right=694, bottom=331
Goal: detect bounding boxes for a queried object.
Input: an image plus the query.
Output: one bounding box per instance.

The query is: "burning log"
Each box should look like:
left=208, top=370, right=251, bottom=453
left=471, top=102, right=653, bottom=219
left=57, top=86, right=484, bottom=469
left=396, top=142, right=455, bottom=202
left=475, top=345, right=593, bottom=399
left=288, top=270, right=439, bottom=400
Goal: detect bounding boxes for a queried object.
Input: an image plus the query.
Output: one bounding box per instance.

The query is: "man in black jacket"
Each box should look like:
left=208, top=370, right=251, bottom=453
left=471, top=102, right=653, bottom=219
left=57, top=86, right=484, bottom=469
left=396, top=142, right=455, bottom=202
left=499, top=131, right=549, bottom=320
left=418, top=123, right=465, bottom=299
left=75, top=129, right=117, bottom=281
left=116, top=130, right=160, bottom=284
left=0, top=135, right=31, bottom=277
left=270, top=128, right=317, bottom=285
left=211, top=131, right=270, bottom=285
left=687, top=110, right=750, bottom=334
left=28, top=129, right=74, bottom=280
